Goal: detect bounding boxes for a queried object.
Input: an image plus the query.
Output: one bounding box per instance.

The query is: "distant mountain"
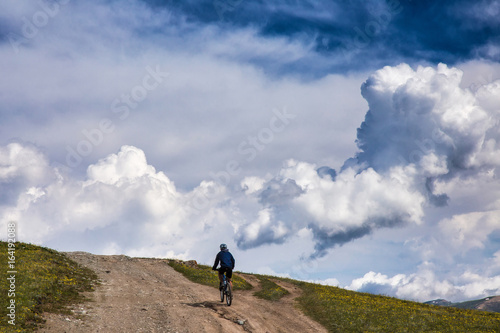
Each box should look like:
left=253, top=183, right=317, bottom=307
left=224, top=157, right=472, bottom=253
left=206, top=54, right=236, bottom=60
left=425, top=296, right=500, bottom=313
left=425, top=299, right=452, bottom=307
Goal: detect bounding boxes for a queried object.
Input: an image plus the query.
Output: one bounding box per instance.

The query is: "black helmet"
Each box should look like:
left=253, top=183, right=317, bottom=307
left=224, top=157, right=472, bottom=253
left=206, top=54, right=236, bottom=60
left=220, top=243, right=227, bottom=250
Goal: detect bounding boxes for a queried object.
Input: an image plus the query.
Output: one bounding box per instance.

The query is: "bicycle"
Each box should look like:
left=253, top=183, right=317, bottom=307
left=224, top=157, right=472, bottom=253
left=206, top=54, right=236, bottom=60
left=220, top=273, right=232, bottom=306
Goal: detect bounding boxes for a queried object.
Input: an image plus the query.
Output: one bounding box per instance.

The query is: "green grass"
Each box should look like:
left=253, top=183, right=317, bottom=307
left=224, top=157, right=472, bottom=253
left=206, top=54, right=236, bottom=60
left=292, top=280, right=500, bottom=332
left=253, top=275, right=289, bottom=301
left=168, top=262, right=289, bottom=301
left=167, top=261, right=253, bottom=291
left=0, top=242, right=99, bottom=333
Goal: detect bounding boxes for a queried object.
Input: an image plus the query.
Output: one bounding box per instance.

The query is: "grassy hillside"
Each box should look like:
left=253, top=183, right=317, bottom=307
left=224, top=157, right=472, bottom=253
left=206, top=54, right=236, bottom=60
left=167, top=261, right=292, bottom=301
left=252, top=275, right=290, bottom=301
left=292, top=280, right=500, bottom=332
left=172, top=263, right=500, bottom=332
left=167, top=260, right=253, bottom=291
left=0, top=242, right=99, bottom=332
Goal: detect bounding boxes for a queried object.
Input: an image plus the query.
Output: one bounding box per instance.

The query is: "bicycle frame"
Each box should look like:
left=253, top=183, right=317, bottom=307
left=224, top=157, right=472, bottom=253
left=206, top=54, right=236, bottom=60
left=220, top=273, right=232, bottom=306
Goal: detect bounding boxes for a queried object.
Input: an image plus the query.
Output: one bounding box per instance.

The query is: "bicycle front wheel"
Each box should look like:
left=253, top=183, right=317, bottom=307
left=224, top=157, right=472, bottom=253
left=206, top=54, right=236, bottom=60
left=226, top=283, right=232, bottom=306
left=220, top=287, right=225, bottom=302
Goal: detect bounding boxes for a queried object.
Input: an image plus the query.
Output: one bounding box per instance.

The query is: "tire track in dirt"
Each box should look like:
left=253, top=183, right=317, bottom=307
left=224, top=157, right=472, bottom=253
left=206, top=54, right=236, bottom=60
left=37, top=252, right=327, bottom=333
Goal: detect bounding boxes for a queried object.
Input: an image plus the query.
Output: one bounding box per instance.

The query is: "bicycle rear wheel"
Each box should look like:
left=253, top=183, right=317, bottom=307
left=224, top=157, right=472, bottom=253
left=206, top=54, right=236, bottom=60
left=226, top=282, right=232, bottom=306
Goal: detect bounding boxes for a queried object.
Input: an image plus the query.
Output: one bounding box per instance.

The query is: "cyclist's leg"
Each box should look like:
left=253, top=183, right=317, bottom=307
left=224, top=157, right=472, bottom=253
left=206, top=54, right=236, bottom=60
left=227, top=268, right=233, bottom=289
left=218, top=269, right=224, bottom=289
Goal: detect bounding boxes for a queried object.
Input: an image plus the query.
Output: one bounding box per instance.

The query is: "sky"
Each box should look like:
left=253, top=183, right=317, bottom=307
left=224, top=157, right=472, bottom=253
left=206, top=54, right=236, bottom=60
left=1, top=0, right=500, bottom=302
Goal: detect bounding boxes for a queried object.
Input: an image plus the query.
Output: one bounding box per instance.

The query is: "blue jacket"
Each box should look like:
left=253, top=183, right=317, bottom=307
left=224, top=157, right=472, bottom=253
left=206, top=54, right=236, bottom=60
left=213, top=249, right=235, bottom=269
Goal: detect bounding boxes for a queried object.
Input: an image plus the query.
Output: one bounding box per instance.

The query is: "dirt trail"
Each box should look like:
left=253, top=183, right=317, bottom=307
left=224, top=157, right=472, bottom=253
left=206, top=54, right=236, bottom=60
left=38, top=252, right=327, bottom=333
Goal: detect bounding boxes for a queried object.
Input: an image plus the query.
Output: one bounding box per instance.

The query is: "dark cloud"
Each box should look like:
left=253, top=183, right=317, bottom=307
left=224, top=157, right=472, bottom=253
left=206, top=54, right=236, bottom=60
left=140, top=0, right=500, bottom=75
left=316, top=166, right=336, bottom=181
left=309, top=212, right=411, bottom=259
left=3, top=0, right=497, bottom=79
left=310, top=224, right=373, bottom=259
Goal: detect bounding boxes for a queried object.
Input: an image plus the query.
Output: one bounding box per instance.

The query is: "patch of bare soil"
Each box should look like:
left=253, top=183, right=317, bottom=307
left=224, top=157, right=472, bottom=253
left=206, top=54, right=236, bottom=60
left=477, top=296, right=500, bottom=313
left=37, top=252, right=327, bottom=333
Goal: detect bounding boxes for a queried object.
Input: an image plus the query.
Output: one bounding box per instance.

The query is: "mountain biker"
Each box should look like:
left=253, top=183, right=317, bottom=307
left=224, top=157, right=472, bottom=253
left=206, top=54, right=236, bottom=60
left=212, top=243, right=235, bottom=291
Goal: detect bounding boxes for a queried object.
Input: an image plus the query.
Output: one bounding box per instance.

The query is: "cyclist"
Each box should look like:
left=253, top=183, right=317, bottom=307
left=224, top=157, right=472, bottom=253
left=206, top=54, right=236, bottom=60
left=212, top=243, right=235, bottom=290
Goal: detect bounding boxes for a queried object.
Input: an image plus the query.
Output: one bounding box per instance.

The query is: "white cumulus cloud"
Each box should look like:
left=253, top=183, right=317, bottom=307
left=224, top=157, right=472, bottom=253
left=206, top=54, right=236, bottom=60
left=235, top=63, right=500, bottom=263
left=347, top=265, right=500, bottom=302
left=0, top=144, right=238, bottom=260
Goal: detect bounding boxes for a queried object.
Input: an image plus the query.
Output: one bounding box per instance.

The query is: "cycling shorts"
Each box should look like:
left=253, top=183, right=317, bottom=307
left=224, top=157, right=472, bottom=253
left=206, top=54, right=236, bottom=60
left=218, top=267, right=233, bottom=279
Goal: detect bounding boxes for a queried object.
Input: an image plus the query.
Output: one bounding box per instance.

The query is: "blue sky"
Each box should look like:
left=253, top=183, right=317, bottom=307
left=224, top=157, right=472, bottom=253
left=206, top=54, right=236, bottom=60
left=1, top=0, right=500, bottom=302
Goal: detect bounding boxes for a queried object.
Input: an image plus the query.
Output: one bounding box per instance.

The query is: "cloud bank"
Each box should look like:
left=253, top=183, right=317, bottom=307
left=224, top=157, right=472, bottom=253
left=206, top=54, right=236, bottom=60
left=347, top=266, right=500, bottom=302
left=236, top=63, right=500, bottom=260
left=2, top=62, right=500, bottom=301
left=0, top=144, right=234, bottom=258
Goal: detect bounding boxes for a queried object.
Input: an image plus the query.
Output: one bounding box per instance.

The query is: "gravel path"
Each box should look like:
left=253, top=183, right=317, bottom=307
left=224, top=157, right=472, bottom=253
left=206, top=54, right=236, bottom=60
left=37, top=252, right=327, bottom=333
